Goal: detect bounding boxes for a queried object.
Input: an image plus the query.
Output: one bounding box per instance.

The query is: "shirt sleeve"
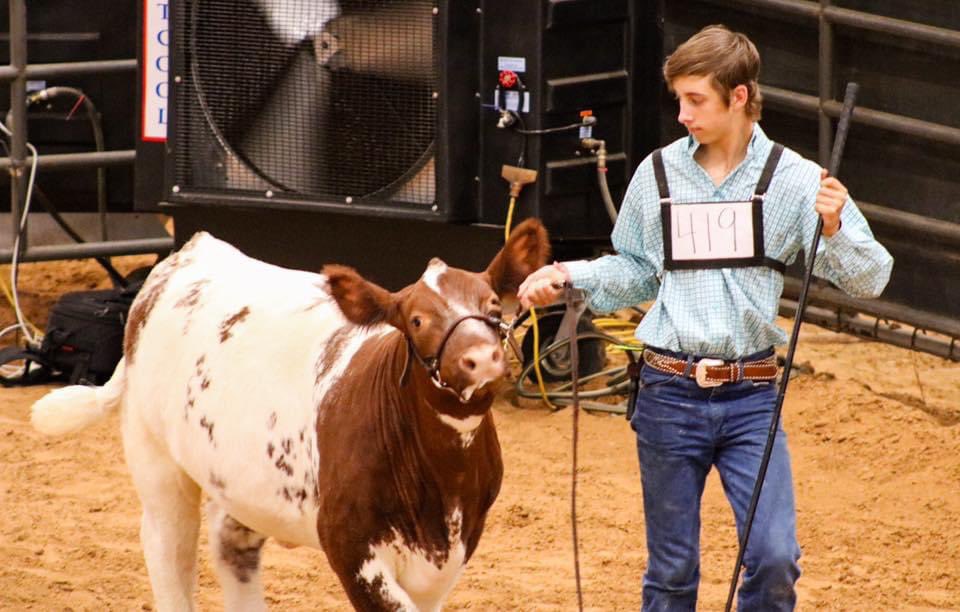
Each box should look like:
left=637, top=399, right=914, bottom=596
left=564, top=156, right=662, bottom=313
left=796, top=169, right=894, bottom=298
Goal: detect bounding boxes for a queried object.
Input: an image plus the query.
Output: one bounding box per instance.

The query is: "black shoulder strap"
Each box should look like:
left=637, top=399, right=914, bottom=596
left=753, top=143, right=784, bottom=201
left=652, top=149, right=670, bottom=202
left=756, top=143, right=786, bottom=273
left=763, top=256, right=787, bottom=274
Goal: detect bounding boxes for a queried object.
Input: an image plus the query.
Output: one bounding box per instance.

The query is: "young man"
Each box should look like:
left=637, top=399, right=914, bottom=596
left=518, top=25, right=892, bottom=611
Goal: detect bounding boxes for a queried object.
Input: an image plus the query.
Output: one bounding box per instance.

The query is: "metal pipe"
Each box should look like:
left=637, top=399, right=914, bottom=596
left=824, top=6, right=960, bottom=50
left=874, top=235, right=960, bottom=268
left=0, top=237, right=174, bottom=264
left=822, top=100, right=960, bottom=148
left=0, top=32, right=101, bottom=42
left=818, top=0, right=833, bottom=167
left=8, top=0, right=27, bottom=252
left=762, top=85, right=960, bottom=148
left=0, top=58, right=137, bottom=82
left=779, top=301, right=960, bottom=362
left=856, top=201, right=960, bottom=248
left=0, top=149, right=135, bottom=171
left=781, top=278, right=960, bottom=339
left=761, top=85, right=819, bottom=115
left=698, top=0, right=820, bottom=20
left=700, top=0, right=960, bottom=50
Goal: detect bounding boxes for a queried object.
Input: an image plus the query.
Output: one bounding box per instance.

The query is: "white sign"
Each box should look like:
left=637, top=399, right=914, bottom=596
left=497, top=56, right=527, bottom=73
left=670, top=201, right=755, bottom=260
left=142, top=0, right=169, bottom=142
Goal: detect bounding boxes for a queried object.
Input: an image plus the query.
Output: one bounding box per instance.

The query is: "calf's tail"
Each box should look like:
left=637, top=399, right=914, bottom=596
left=31, top=358, right=127, bottom=436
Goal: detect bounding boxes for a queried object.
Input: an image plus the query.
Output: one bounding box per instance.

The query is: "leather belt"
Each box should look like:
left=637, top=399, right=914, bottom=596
left=642, top=349, right=779, bottom=388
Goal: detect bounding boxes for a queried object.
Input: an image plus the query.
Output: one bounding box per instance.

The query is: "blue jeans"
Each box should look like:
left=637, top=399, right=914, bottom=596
left=630, top=349, right=801, bottom=612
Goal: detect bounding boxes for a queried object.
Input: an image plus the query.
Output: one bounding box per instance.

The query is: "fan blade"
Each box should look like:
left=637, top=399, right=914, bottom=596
left=255, top=0, right=340, bottom=45
left=236, top=45, right=332, bottom=195
left=319, top=3, right=433, bottom=83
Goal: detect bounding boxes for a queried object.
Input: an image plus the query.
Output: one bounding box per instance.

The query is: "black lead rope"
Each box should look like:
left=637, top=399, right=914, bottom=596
left=723, top=82, right=860, bottom=612
left=561, top=283, right=587, bottom=612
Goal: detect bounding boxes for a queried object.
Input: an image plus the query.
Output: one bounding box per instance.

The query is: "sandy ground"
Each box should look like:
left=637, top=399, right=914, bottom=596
left=1, top=255, right=959, bottom=611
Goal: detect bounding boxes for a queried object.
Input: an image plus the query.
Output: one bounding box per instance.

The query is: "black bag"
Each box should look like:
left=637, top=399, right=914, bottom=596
left=0, top=281, right=141, bottom=386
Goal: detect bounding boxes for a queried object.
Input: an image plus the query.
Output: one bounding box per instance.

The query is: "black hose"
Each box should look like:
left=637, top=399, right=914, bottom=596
left=514, top=331, right=636, bottom=412
left=514, top=116, right=595, bottom=136
left=26, top=86, right=108, bottom=241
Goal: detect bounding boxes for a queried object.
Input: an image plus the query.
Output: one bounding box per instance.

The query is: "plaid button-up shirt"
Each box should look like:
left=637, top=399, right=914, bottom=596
left=565, top=124, right=893, bottom=359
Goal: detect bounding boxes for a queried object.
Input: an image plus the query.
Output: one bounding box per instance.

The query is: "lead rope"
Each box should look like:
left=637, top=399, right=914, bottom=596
left=563, top=283, right=585, bottom=612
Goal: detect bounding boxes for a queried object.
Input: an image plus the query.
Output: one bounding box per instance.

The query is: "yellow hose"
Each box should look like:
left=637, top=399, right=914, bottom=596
left=503, top=203, right=553, bottom=409
left=592, top=317, right=642, bottom=350
left=528, top=307, right=555, bottom=409
left=504, top=196, right=517, bottom=243
left=0, top=272, right=42, bottom=336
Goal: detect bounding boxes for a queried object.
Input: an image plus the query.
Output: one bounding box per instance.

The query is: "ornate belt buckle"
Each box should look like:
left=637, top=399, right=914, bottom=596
left=695, top=358, right=725, bottom=388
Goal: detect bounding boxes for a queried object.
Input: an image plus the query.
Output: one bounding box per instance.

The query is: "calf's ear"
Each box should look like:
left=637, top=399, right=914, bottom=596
left=324, top=264, right=399, bottom=327
left=484, top=218, right=550, bottom=297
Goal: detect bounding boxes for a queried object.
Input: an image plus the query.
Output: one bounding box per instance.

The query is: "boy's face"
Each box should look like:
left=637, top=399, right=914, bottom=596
left=671, top=74, right=747, bottom=144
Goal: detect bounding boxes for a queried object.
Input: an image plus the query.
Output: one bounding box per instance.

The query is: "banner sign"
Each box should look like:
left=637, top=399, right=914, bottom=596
left=142, top=0, right=169, bottom=142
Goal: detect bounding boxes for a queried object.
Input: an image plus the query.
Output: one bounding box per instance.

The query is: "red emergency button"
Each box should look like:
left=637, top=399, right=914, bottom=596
left=499, top=70, right=518, bottom=88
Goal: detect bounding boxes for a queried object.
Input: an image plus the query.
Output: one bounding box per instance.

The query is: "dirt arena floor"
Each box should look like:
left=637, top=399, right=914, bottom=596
left=2, top=255, right=959, bottom=611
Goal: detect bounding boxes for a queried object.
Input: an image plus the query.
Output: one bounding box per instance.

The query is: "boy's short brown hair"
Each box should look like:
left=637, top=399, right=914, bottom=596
left=664, top=25, right=763, bottom=120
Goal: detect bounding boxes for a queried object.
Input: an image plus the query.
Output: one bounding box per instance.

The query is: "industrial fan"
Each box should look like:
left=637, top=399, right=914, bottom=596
left=174, top=0, right=437, bottom=205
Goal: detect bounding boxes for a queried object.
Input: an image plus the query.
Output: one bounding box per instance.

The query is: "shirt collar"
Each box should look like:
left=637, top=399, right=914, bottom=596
left=685, top=122, right=768, bottom=161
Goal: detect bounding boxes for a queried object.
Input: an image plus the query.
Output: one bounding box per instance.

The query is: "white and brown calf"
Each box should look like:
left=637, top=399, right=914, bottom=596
left=31, top=219, right=550, bottom=611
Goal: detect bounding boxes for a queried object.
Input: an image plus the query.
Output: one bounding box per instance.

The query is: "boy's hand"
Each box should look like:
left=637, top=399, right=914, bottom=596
left=817, top=168, right=848, bottom=237
left=518, top=264, right=569, bottom=310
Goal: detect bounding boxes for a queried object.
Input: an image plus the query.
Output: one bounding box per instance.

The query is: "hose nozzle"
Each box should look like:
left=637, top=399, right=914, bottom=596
left=501, top=165, right=538, bottom=198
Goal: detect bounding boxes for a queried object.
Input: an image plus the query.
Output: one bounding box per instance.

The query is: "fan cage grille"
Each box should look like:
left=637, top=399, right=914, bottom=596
left=172, top=0, right=438, bottom=207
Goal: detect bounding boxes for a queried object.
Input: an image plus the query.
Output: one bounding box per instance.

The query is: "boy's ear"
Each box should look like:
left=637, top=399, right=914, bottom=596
left=731, top=83, right=749, bottom=109
left=484, top=218, right=551, bottom=297
left=323, top=264, right=399, bottom=327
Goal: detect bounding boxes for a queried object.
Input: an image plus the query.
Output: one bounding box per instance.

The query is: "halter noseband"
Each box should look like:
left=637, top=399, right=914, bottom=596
left=403, top=314, right=508, bottom=390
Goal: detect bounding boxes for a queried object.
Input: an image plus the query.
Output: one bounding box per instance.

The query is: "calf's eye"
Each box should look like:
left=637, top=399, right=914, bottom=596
left=412, top=316, right=422, bottom=328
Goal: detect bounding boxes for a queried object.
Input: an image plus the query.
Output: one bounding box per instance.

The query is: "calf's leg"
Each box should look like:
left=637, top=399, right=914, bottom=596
left=328, top=553, right=418, bottom=612
left=123, top=415, right=202, bottom=612
left=208, top=502, right=268, bottom=612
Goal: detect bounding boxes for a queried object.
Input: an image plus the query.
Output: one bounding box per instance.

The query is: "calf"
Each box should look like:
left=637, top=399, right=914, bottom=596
left=31, top=219, right=549, bottom=611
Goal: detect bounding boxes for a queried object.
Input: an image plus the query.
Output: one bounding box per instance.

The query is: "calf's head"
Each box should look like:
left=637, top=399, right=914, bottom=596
left=324, top=218, right=549, bottom=403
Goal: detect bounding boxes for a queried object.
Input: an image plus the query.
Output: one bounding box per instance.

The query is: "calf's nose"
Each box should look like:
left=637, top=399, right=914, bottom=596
left=458, top=344, right=505, bottom=381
